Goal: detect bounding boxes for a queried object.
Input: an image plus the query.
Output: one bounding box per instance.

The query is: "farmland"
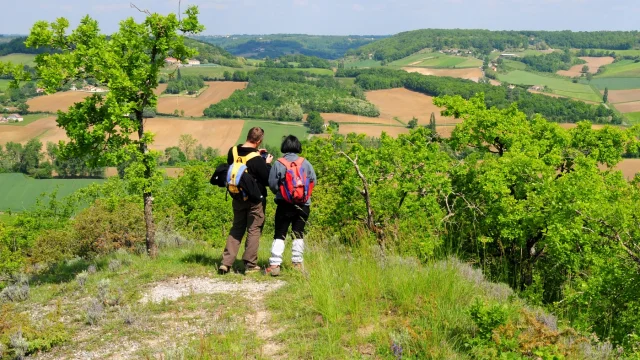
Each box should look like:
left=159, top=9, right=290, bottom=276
left=157, top=81, right=247, bottom=117
left=497, top=70, right=602, bottom=102
left=145, top=118, right=245, bottom=153
left=613, top=101, right=640, bottom=114
left=0, top=53, right=36, bottom=66
left=604, top=89, right=640, bottom=104
left=161, top=65, right=255, bottom=79
left=338, top=123, right=409, bottom=137
left=237, top=120, right=308, bottom=150
left=344, top=59, right=381, bottom=69
left=0, top=173, right=104, bottom=211
left=365, top=88, right=457, bottom=125
left=402, top=67, right=484, bottom=82
left=589, top=77, right=640, bottom=91
left=0, top=116, right=62, bottom=145
left=0, top=79, right=11, bottom=91
left=26, top=91, right=93, bottom=113
left=0, top=113, right=51, bottom=126
left=625, top=112, right=640, bottom=124
left=556, top=56, right=614, bottom=77
left=596, top=60, right=640, bottom=78
left=390, top=51, right=482, bottom=68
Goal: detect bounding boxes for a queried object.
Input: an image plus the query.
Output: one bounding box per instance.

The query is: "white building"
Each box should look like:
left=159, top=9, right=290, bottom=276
left=7, top=114, right=24, bottom=122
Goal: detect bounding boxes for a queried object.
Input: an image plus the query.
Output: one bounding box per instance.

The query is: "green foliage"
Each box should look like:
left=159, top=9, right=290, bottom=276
left=407, top=117, right=418, bottom=129
left=0, top=140, right=53, bottom=178
left=518, top=50, right=585, bottom=73
left=260, top=54, right=332, bottom=69
left=307, top=111, right=324, bottom=134
left=164, top=75, right=204, bottom=95
left=182, top=38, right=244, bottom=68
left=204, top=68, right=379, bottom=120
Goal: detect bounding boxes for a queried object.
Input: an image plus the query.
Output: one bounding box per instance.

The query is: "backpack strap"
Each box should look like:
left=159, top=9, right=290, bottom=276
left=233, top=146, right=260, bottom=164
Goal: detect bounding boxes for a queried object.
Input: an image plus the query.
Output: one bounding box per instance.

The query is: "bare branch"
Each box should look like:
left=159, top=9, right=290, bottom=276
left=130, top=2, right=151, bottom=15
left=339, top=151, right=376, bottom=235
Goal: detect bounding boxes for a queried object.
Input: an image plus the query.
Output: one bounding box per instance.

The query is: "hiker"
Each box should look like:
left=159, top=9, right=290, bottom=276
left=266, top=135, right=317, bottom=276
left=218, top=127, right=273, bottom=275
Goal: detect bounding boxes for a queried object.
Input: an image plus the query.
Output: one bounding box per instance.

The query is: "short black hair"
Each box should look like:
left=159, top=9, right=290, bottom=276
left=281, top=135, right=302, bottom=154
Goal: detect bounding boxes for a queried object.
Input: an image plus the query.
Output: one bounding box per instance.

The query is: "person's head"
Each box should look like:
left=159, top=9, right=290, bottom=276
left=281, top=135, right=302, bottom=154
left=245, top=127, right=264, bottom=147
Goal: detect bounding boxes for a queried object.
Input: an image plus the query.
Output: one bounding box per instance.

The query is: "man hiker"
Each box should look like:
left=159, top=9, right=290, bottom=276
left=218, top=127, right=273, bottom=274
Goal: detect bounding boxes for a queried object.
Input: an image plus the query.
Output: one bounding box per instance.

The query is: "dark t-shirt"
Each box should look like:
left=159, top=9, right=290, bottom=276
left=227, top=145, right=271, bottom=198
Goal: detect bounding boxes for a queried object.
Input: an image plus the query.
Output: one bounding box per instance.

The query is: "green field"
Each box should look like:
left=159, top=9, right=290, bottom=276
left=344, top=59, right=382, bottom=69
left=590, top=49, right=640, bottom=57
left=0, top=113, right=52, bottom=126
left=336, top=77, right=356, bottom=86
left=597, top=60, right=640, bottom=78
left=503, top=60, right=527, bottom=71
left=0, top=53, right=36, bottom=66
left=161, top=65, right=256, bottom=78
left=390, top=52, right=482, bottom=68
left=0, top=173, right=105, bottom=212
left=295, top=68, right=334, bottom=76
left=589, top=77, right=640, bottom=91
left=625, top=112, right=640, bottom=125
left=497, top=70, right=601, bottom=102
left=237, top=120, right=308, bottom=150
left=0, top=79, right=11, bottom=91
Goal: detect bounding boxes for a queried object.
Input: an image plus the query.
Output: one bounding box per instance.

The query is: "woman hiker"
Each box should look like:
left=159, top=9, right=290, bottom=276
left=266, top=135, right=317, bottom=276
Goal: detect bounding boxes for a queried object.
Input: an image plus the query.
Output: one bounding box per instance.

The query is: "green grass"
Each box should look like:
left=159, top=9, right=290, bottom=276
left=0, top=113, right=52, bottom=126
left=0, top=79, right=12, bottom=91
left=344, top=59, right=382, bottom=69
left=625, top=112, right=640, bottom=125
left=497, top=70, right=602, bottom=102
left=335, top=77, right=356, bottom=86
left=161, top=65, right=256, bottom=78
left=237, top=120, right=309, bottom=150
left=597, top=60, right=640, bottom=78
left=589, top=49, right=640, bottom=57
left=391, top=51, right=481, bottom=68
left=503, top=59, right=527, bottom=71
left=589, top=77, right=640, bottom=91
left=0, top=173, right=104, bottom=212
left=295, top=68, right=334, bottom=76
left=0, top=53, right=36, bottom=66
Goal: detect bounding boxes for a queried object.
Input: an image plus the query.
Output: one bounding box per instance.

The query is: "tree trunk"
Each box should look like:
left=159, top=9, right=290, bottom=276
left=138, top=114, right=157, bottom=258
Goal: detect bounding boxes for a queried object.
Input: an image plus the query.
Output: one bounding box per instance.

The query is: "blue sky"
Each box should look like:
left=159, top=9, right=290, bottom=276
left=1, top=0, right=638, bottom=35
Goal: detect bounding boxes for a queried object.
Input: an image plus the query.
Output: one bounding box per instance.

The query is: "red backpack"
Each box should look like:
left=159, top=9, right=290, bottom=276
left=278, top=157, right=314, bottom=205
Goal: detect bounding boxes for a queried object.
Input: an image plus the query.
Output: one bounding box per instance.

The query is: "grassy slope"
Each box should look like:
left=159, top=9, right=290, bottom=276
left=0, top=79, right=12, bottom=91
left=625, top=111, right=640, bottom=125
left=0, top=114, right=52, bottom=126
left=0, top=173, right=104, bottom=212
left=4, top=239, right=550, bottom=359
left=497, top=70, right=602, bottom=102
left=390, top=52, right=482, bottom=68
left=161, top=65, right=257, bottom=79
left=237, top=120, right=309, bottom=150
left=0, top=53, right=36, bottom=66
left=597, top=60, right=640, bottom=78
left=344, top=59, right=382, bottom=69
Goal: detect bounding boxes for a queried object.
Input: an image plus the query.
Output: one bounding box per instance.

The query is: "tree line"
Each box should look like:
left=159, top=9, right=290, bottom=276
left=164, top=71, right=205, bottom=95
left=259, top=54, right=332, bottom=69
left=336, top=67, right=620, bottom=124
left=181, top=38, right=245, bottom=68
left=349, top=29, right=640, bottom=62
left=203, top=68, right=379, bottom=121
left=517, top=49, right=585, bottom=73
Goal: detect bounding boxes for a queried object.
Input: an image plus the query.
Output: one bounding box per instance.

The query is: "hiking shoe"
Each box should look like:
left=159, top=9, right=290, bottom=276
left=293, top=263, right=303, bottom=271
left=245, top=265, right=261, bottom=274
left=218, top=265, right=230, bottom=275
left=266, top=265, right=281, bottom=277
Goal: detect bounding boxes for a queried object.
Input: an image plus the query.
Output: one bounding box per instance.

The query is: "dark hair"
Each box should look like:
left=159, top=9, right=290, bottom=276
left=246, top=127, right=264, bottom=143
left=281, top=135, right=302, bottom=154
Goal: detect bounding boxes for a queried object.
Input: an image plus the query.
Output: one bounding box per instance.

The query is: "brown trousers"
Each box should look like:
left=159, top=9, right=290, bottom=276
left=222, top=199, right=265, bottom=268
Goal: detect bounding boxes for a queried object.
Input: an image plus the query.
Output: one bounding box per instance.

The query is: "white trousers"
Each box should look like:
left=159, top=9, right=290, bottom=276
left=269, top=238, right=304, bottom=265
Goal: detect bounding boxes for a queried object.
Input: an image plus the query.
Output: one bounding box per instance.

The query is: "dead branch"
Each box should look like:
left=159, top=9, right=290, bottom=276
left=130, top=2, right=151, bottom=15
left=339, top=151, right=376, bottom=234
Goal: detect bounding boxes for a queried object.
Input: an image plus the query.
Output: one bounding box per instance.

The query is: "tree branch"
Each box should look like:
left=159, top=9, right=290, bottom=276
left=130, top=2, right=151, bottom=15
left=339, top=151, right=376, bottom=235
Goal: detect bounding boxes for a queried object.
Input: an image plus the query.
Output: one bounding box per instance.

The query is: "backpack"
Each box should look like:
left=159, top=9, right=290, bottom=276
left=225, top=147, right=263, bottom=203
left=278, top=157, right=314, bottom=205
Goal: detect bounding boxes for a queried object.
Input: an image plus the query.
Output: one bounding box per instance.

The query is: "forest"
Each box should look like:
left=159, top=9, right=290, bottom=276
left=0, top=37, right=53, bottom=56
left=181, top=38, right=245, bottom=68
left=259, top=54, right=332, bottom=69
left=337, top=67, right=620, bottom=124
left=164, top=73, right=205, bottom=95
left=204, top=68, right=379, bottom=120
left=350, top=29, right=640, bottom=62
left=517, top=50, right=584, bottom=73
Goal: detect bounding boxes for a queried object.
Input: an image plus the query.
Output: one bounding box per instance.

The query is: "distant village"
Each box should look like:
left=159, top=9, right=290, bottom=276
left=164, top=57, right=201, bottom=67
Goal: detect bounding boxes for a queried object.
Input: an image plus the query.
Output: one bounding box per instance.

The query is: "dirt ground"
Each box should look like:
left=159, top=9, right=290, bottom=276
left=601, top=159, right=640, bottom=180
left=557, top=57, right=614, bottom=77
left=154, top=83, right=168, bottom=96
left=604, top=89, right=640, bottom=104
left=614, top=101, right=640, bottom=113
left=489, top=79, right=502, bottom=86
left=338, top=124, right=410, bottom=137
left=528, top=90, right=599, bottom=105
left=402, top=67, right=483, bottom=82
left=157, top=81, right=247, bottom=117
left=320, top=113, right=400, bottom=126
left=27, top=92, right=93, bottom=113
left=365, top=88, right=459, bottom=126
left=1, top=117, right=244, bottom=153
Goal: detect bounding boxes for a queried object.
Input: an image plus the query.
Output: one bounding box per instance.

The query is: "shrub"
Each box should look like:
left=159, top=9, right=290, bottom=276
left=0, top=274, right=29, bottom=303
left=10, top=330, right=28, bottom=360
left=73, top=199, right=145, bottom=257
left=76, top=271, right=88, bottom=288
left=108, top=259, right=121, bottom=272
left=29, top=228, right=80, bottom=266
left=85, top=299, right=104, bottom=325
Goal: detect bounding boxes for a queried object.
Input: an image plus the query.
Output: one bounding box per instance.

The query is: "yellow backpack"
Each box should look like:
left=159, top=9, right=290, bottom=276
left=227, top=147, right=260, bottom=201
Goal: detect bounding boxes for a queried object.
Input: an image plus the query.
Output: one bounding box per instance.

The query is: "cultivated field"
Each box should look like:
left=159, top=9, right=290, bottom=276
left=154, top=83, right=168, bottom=95
left=0, top=53, right=36, bottom=66
left=365, top=88, right=458, bottom=125
left=27, top=91, right=93, bottom=112
left=557, top=57, right=614, bottom=77
left=603, top=159, right=640, bottom=180
left=0, top=116, right=64, bottom=145
left=528, top=90, right=599, bottom=104
left=146, top=118, right=244, bottom=152
left=590, top=77, right=640, bottom=91
left=0, top=173, right=104, bottom=212
left=157, top=81, right=247, bottom=117
left=603, top=89, right=640, bottom=104
left=320, top=113, right=400, bottom=126
left=596, top=60, right=640, bottom=78
left=392, top=52, right=482, bottom=68
left=497, top=70, right=601, bottom=102
left=0, top=79, right=12, bottom=91
left=161, top=65, right=255, bottom=79
left=338, top=124, right=409, bottom=137
left=625, top=112, right=640, bottom=125
left=613, top=101, right=640, bottom=114
left=344, top=59, right=381, bottom=69
left=402, top=67, right=483, bottom=82
left=237, top=120, right=308, bottom=150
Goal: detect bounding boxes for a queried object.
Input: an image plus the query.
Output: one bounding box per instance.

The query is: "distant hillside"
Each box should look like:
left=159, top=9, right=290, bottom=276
left=182, top=38, right=246, bottom=68
left=194, top=34, right=386, bottom=60
left=351, top=29, right=640, bottom=62
left=0, top=36, right=53, bottom=56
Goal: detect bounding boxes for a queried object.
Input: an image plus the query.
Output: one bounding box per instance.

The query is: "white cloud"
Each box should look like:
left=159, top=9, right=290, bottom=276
left=352, top=3, right=364, bottom=11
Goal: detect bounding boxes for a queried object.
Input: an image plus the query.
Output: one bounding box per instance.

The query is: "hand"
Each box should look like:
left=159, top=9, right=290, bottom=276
left=266, top=154, right=274, bottom=164
left=258, top=148, right=267, bottom=153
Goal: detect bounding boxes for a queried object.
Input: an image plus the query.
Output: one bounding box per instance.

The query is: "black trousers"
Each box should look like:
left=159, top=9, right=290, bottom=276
left=274, top=202, right=310, bottom=240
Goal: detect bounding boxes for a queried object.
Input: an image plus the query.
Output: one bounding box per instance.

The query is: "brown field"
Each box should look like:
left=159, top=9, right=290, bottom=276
left=614, top=101, right=640, bottom=114
left=27, top=92, right=93, bottom=113
left=1, top=117, right=244, bottom=153
left=489, top=79, right=502, bottom=86
left=105, top=167, right=183, bottom=178
left=154, top=83, right=168, bottom=96
left=320, top=113, right=399, bottom=126
left=435, top=126, right=456, bottom=138
left=365, top=88, right=459, bottom=126
left=601, top=159, right=640, bottom=180
left=338, top=124, right=409, bottom=137
left=558, top=123, right=611, bottom=130
left=604, top=89, right=640, bottom=104
left=402, top=67, right=483, bottom=82
left=157, top=81, right=247, bottom=117
left=557, top=57, right=614, bottom=77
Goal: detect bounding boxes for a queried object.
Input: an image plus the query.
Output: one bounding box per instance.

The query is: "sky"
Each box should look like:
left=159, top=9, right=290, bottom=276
left=1, top=0, right=638, bottom=36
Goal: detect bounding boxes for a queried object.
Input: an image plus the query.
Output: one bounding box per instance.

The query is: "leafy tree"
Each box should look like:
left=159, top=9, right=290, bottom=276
left=25, top=5, right=204, bottom=257
left=604, top=87, right=609, bottom=103
left=179, top=134, right=198, bottom=160
left=582, top=65, right=590, bottom=73
left=429, top=112, right=437, bottom=133
left=307, top=111, right=325, bottom=134
left=17, top=102, right=29, bottom=115
left=407, top=117, right=418, bottom=129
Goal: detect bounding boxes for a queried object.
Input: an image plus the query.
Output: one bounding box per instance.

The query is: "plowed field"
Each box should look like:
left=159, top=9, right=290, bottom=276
left=557, top=57, right=615, bottom=77
left=27, top=92, right=93, bottom=112
left=614, top=101, right=640, bottom=114
left=604, top=89, right=640, bottom=104
left=157, top=81, right=247, bottom=117
left=365, top=88, right=459, bottom=126
left=402, top=67, right=483, bottom=82
left=338, top=124, right=409, bottom=137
